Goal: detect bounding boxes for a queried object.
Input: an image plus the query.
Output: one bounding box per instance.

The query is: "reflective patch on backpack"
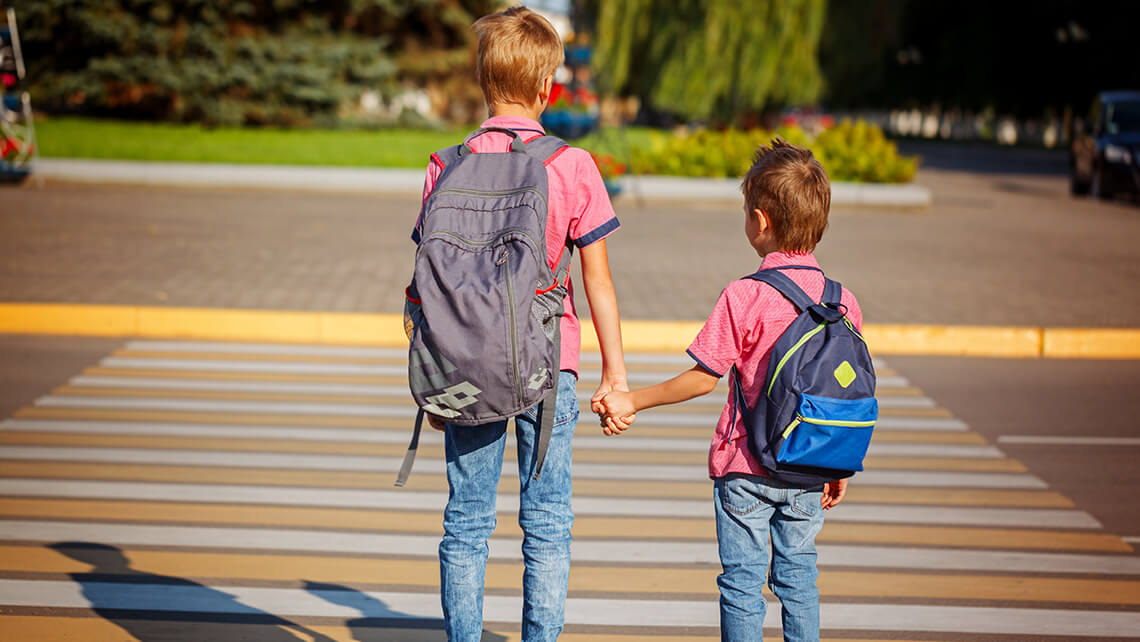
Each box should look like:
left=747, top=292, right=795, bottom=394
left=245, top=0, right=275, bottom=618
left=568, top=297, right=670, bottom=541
left=423, top=381, right=483, bottom=418
left=833, top=360, right=857, bottom=388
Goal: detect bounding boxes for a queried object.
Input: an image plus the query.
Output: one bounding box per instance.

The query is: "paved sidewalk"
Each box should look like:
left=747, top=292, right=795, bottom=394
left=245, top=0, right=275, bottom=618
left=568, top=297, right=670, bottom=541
left=2, top=162, right=1139, bottom=327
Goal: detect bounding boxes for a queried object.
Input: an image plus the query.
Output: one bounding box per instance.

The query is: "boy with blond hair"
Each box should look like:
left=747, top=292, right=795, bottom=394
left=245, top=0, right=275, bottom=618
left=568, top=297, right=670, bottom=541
left=411, top=6, right=627, bottom=641
left=600, top=140, right=862, bottom=641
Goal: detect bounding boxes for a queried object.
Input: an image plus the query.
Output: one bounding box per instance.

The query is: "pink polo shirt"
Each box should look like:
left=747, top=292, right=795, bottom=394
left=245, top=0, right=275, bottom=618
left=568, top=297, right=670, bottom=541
left=687, top=251, right=864, bottom=479
left=412, top=116, right=620, bottom=376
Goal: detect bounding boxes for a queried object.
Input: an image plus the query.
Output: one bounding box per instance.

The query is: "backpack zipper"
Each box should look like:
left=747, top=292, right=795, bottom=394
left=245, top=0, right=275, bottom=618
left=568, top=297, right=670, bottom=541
left=500, top=248, right=524, bottom=405
left=767, top=321, right=828, bottom=397
left=783, top=414, right=876, bottom=439
left=425, top=229, right=544, bottom=254
left=426, top=186, right=548, bottom=211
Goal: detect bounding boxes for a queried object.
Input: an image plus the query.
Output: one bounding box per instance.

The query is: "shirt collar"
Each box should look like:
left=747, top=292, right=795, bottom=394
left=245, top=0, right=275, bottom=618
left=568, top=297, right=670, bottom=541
left=481, top=115, right=546, bottom=134
left=758, top=250, right=819, bottom=271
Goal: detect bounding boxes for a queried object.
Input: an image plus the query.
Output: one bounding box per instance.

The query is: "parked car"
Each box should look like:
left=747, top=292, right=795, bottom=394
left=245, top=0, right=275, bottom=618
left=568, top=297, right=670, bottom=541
left=1071, top=91, right=1140, bottom=199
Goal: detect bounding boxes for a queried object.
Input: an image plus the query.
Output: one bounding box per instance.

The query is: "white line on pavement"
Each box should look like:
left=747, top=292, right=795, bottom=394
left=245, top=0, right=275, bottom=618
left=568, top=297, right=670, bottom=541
left=0, top=418, right=996, bottom=458
left=998, top=435, right=1140, bottom=446
left=0, top=480, right=1087, bottom=527
left=0, top=445, right=1025, bottom=483
left=0, top=520, right=1130, bottom=573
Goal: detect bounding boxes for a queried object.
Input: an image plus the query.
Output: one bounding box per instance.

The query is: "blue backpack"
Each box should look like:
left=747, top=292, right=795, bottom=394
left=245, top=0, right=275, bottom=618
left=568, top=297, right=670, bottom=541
left=731, top=266, right=878, bottom=486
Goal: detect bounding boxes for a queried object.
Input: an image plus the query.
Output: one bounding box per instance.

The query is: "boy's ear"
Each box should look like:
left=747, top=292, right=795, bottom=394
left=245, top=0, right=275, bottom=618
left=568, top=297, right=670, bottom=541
left=538, top=75, right=554, bottom=106
left=753, top=208, right=771, bottom=233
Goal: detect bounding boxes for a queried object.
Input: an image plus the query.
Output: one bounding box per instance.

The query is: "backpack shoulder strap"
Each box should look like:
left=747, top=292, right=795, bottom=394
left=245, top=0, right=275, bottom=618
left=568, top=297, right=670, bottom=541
left=523, top=135, right=570, bottom=165
left=822, top=277, right=843, bottom=307
left=743, top=268, right=817, bottom=312
left=431, top=145, right=462, bottom=170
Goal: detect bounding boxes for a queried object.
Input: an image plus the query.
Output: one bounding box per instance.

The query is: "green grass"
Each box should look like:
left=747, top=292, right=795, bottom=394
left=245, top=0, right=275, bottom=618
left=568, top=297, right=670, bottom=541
left=36, top=117, right=470, bottom=168
left=35, top=117, right=660, bottom=168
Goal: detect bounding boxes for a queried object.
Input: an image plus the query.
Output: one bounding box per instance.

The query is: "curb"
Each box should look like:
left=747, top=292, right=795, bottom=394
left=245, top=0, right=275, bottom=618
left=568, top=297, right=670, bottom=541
left=2, top=303, right=1138, bottom=359
left=35, top=158, right=931, bottom=208
left=620, top=175, right=933, bottom=208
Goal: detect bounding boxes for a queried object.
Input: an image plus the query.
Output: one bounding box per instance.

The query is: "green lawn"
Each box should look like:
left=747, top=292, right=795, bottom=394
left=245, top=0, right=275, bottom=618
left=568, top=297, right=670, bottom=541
left=35, top=117, right=656, bottom=168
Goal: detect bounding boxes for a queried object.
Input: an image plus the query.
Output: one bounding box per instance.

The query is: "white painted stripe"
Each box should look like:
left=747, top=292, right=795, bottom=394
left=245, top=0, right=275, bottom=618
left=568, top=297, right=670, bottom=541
left=99, top=358, right=910, bottom=391
left=998, top=435, right=1140, bottom=447
left=125, top=340, right=407, bottom=359
left=1124, top=536, right=1140, bottom=544
left=32, top=395, right=943, bottom=429
left=36, top=396, right=418, bottom=418
left=876, top=416, right=967, bottom=431
left=0, top=418, right=997, bottom=458
left=101, top=357, right=407, bottom=376
left=26, top=522, right=1133, bottom=571
left=0, top=418, right=437, bottom=446
left=70, top=375, right=409, bottom=397
left=2, top=579, right=1138, bottom=636
left=0, top=520, right=1129, bottom=573
left=0, top=480, right=1089, bottom=527
left=0, top=445, right=1030, bottom=485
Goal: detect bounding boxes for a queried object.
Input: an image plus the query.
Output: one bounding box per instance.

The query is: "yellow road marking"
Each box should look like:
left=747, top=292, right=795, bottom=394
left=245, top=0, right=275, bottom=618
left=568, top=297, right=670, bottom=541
left=0, top=498, right=1126, bottom=551
left=8, top=545, right=1140, bottom=604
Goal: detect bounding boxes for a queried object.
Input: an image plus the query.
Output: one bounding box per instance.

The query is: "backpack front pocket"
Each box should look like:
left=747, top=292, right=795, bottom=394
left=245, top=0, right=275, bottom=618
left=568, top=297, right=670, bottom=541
left=776, top=394, right=877, bottom=471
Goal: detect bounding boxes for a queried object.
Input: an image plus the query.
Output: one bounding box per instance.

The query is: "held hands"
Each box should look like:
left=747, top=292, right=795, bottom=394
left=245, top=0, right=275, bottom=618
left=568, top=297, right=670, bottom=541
left=595, top=390, right=637, bottom=436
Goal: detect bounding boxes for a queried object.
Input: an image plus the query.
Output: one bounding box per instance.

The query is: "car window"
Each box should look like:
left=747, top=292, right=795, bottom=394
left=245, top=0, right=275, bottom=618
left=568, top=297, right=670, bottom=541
left=1105, top=100, right=1140, bottom=135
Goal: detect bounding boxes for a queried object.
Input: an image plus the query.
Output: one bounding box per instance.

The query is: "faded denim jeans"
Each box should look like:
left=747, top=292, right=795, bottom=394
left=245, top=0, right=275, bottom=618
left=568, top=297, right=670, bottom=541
left=713, top=472, right=825, bottom=642
left=439, top=371, right=578, bottom=642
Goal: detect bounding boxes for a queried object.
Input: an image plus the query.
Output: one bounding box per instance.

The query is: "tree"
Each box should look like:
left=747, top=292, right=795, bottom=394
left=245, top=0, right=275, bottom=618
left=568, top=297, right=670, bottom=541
left=588, top=0, right=827, bottom=124
left=8, top=0, right=497, bottom=126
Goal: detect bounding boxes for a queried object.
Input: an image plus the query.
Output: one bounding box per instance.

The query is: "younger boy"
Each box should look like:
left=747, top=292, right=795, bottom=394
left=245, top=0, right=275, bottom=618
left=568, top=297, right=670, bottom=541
left=412, top=7, right=628, bottom=642
left=599, top=140, right=859, bottom=641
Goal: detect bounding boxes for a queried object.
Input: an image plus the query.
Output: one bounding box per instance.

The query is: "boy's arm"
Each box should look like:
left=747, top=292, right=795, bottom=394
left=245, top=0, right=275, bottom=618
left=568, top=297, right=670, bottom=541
left=579, top=239, right=628, bottom=408
left=600, top=365, right=719, bottom=435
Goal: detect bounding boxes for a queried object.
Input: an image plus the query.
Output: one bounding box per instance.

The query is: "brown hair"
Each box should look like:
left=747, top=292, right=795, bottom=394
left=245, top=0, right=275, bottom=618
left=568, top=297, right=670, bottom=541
left=472, top=6, right=564, bottom=109
left=741, top=138, right=831, bottom=253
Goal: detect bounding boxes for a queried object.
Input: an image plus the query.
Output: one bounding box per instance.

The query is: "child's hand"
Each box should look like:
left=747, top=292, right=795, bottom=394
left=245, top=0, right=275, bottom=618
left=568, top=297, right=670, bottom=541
left=427, top=415, right=446, bottom=432
left=599, top=391, right=636, bottom=436
left=590, top=374, right=629, bottom=416
left=822, top=478, right=848, bottom=509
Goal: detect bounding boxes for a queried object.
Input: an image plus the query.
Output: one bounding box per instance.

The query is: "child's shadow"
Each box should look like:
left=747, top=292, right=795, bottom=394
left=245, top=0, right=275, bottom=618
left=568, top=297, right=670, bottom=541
left=51, top=541, right=335, bottom=641
left=304, top=581, right=507, bottom=642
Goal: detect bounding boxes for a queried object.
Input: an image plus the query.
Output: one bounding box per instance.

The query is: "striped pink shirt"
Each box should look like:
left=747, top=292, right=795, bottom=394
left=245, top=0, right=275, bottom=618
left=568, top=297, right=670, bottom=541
left=687, top=251, right=863, bottom=479
left=412, top=116, right=620, bottom=375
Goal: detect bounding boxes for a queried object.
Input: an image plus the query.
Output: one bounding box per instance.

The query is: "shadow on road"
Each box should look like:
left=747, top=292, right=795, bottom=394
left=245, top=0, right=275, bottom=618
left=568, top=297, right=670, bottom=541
left=304, top=581, right=507, bottom=642
left=51, top=541, right=334, bottom=641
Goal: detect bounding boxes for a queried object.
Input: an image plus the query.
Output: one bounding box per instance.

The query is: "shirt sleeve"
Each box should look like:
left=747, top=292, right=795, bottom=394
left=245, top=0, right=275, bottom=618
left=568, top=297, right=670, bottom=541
left=411, top=161, right=443, bottom=245
left=568, top=148, right=620, bottom=248
left=686, top=288, right=745, bottom=378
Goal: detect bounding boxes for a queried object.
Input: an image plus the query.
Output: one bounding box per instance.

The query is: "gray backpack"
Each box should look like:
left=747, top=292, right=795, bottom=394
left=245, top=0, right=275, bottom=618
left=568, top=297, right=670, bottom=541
left=395, top=127, right=572, bottom=486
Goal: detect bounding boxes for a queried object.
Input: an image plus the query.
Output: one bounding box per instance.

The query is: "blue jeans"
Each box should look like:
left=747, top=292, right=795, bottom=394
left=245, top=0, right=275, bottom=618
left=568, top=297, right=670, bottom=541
left=439, top=371, right=578, bottom=642
left=713, top=473, right=825, bottom=642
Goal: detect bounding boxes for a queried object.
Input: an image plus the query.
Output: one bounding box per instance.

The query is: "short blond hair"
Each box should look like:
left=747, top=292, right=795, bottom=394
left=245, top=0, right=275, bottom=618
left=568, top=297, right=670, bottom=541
left=472, top=6, right=564, bottom=108
left=741, top=139, right=831, bottom=253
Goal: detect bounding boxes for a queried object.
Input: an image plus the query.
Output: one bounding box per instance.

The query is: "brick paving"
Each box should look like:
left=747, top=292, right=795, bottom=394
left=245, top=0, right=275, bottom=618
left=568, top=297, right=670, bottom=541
left=2, top=157, right=1139, bottom=326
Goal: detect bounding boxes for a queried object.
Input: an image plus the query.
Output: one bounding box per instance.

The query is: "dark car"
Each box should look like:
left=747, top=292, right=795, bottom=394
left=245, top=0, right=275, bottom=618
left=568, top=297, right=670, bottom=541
left=1071, top=91, right=1140, bottom=199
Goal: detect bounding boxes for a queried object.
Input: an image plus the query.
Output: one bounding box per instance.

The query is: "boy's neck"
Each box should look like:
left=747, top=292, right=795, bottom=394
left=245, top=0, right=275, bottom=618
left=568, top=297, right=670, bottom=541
left=489, top=102, right=544, bottom=122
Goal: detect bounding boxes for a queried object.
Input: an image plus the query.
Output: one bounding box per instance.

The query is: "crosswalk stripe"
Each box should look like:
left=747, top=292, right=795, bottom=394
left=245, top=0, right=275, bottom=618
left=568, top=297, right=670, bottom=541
left=0, top=427, right=1006, bottom=460
left=49, top=385, right=937, bottom=414
left=0, top=479, right=1094, bottom=527
left=3, top=520, right=1135, bottom=575
left=0, top=461, right=1056, bottom=503
left=2, top=579, right=1139, bottom=636
left=5, top=498, right=1120, bottom=550
left=0, top=446, right=1038, bottom=488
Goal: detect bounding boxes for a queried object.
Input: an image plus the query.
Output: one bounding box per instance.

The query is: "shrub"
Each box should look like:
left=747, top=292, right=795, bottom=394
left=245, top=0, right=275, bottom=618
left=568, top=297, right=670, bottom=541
left=628, top=120, right=918, bottom=183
